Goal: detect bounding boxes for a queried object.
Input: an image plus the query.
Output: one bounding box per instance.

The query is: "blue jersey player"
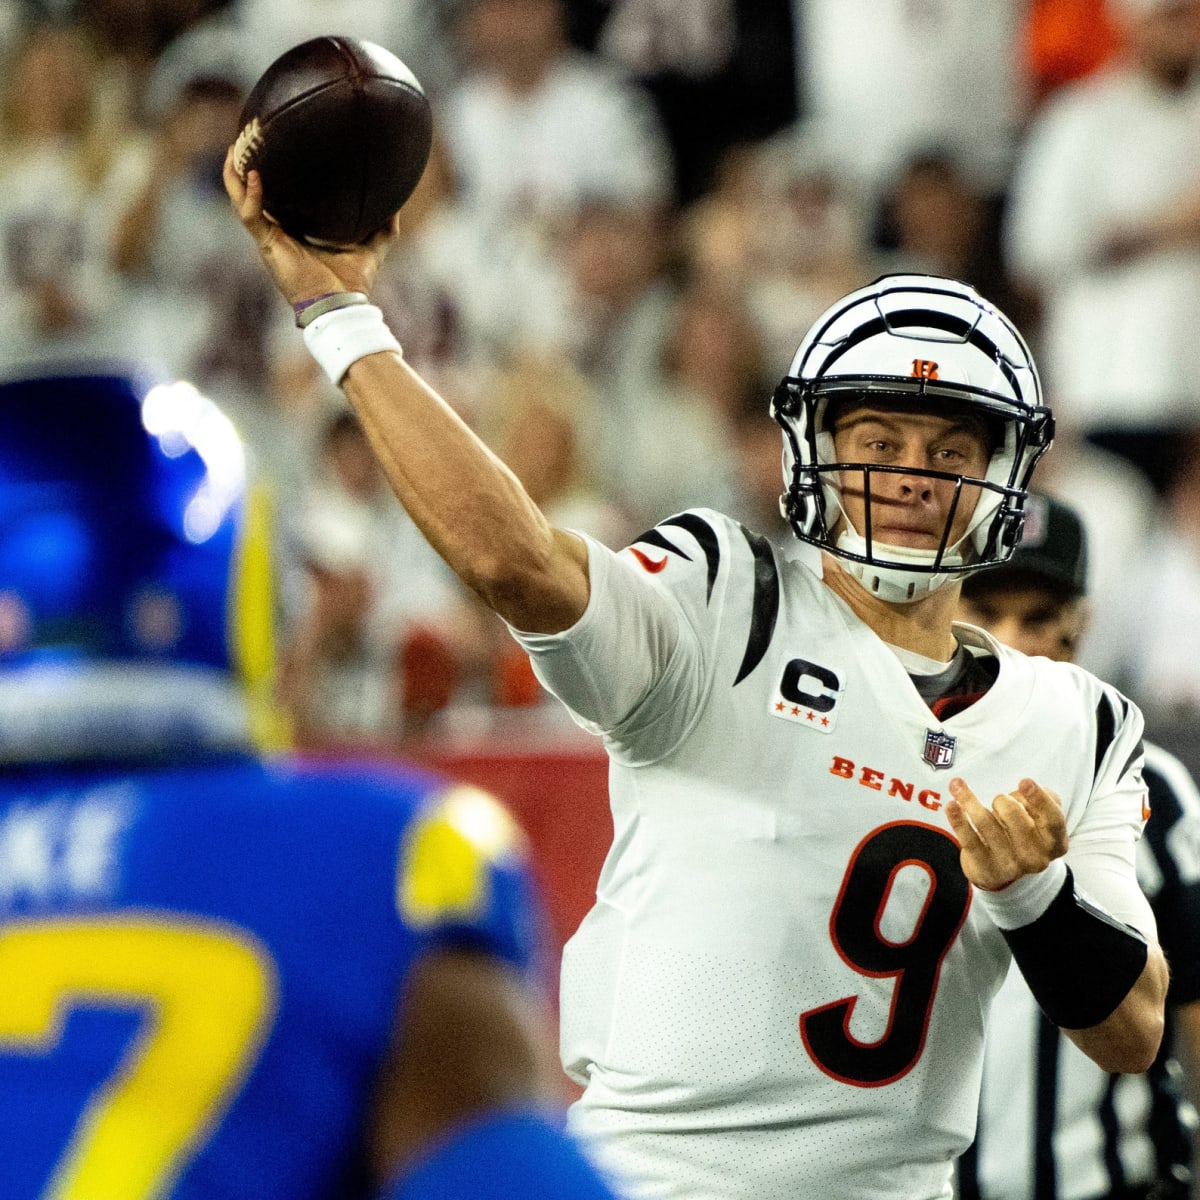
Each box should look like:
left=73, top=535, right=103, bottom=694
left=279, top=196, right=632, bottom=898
left=0, top=371, right=620, bottom=1200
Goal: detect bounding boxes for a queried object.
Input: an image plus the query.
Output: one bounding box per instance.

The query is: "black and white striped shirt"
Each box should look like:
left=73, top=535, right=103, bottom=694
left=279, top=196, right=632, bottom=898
left=960, top=742, right=1200, bottom=1200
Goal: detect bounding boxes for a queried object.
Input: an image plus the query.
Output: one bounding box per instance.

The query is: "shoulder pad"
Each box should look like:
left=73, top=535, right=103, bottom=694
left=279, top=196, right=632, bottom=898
left=627, top=509, right=780, bottom=686
left=397, top=785, right=526, bottom=929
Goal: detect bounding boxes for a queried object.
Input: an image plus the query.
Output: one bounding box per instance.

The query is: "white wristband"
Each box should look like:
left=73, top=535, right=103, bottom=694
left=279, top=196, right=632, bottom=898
left=301, top=302, right=402, bottom=386
left=974, top=857, right=1069, bottom=930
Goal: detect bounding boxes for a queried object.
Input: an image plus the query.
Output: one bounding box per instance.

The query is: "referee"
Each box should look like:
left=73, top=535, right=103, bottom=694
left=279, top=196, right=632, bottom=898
left=956, top=494, right=1200, bottom=1200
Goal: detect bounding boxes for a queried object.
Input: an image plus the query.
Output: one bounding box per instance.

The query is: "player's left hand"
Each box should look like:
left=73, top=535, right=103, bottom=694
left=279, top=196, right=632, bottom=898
left=223, top=146, right=397, bottom=307
left=945, top=777, right=1068, bottom=891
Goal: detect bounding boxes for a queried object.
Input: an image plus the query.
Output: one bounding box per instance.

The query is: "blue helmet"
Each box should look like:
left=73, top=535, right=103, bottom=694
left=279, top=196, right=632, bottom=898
left=0, top=370, right=287, bottom=762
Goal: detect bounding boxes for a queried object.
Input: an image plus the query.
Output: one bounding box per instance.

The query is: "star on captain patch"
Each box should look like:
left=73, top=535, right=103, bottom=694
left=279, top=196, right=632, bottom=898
left=770, top=657, right=843, bottom=733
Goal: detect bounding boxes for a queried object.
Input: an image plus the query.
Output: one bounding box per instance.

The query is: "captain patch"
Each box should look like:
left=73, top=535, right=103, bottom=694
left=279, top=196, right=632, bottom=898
left=771, top=657, right=843, bottom=733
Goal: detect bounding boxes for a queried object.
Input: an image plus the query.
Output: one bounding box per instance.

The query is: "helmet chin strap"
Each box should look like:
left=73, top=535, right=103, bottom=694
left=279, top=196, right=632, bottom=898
left=832, top=525, right=965, bottom=604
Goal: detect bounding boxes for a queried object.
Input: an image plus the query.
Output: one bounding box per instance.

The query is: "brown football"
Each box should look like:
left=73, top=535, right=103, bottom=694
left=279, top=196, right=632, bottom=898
left=234, top=36, right=432, bottom=247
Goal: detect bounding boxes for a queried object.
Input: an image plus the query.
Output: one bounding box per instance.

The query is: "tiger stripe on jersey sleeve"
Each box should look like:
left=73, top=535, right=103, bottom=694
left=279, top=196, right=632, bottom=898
left=660, top=513, right=721, bottom=601
left=632, top=526, right=693, bottom=564
left=631, top=512, right=780, bottom=689
left=1093, top=692, right=1117, bottom=784
left=733, top=526, right=780, bottom=686
left=1092, top=690, right=1144, bottom=792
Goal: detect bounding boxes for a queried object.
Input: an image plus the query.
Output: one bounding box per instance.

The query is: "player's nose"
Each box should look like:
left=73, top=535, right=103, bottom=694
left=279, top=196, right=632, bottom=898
left=891, top=463, right=935, bottom=499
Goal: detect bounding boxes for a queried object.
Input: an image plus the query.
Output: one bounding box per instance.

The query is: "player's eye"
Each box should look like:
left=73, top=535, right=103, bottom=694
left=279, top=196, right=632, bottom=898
left=936, top=440, right=982, bottom=466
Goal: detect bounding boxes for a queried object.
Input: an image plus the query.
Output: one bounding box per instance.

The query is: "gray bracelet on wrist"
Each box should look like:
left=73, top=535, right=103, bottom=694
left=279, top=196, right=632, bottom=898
left=293, top=291, right=369, bottom=329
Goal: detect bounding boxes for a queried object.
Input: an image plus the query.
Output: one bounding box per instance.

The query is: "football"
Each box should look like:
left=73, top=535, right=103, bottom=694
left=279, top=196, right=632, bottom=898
left=233, top=36, right=432, bottom=247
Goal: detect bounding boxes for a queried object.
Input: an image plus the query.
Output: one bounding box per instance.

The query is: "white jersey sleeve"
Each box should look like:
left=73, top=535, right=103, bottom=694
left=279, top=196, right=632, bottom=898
left=1061, top=678, right=1155, bottom=938
left=511, top=510, right=778, bottom=766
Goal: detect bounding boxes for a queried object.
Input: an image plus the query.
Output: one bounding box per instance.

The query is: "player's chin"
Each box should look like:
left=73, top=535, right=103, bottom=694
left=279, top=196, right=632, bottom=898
left=873, top=529, right=941, bottom=550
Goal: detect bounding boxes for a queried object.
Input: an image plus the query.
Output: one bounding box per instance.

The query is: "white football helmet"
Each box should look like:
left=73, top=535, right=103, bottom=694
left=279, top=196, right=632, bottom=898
left=770, top=274, right=1054, bottom=603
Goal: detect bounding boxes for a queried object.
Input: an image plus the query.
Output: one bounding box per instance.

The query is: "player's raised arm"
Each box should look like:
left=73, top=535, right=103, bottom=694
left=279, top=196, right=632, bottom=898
left=223, top=151, right=590, bottom=635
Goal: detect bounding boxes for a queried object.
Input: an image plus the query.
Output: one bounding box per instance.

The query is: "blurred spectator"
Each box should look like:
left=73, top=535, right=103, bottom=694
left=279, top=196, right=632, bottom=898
left=113, top=64, right=271, bottom=387
left=685, top=128, right=876, bottom=372
left=167, top=0, right=457, bottom=99
left=371, top=133, right=573, bottom=377
left=586, top=0, right=797, bottom=204
left=482, top=352, right=631, bottom=548
left=108, top=41, right=313, bottom=522
left=370, top=136, right=464, bottom=378
left=559, top=196, right=675, bottom=394
left=0, top=0, right=19, bottom=44
left=677, top=139, right=767, bottom=288
left=281, top=411, right=473, bottom=746
left=341, top=0, right=677, bottom=381
left=75, top=0, right=229, bottom=97
left=1032, top=430, right=1162, bottom=690
left=873, top=149, right=1029, bottom=330
left=796, top=0, right=1027, bottom=214
left=726, top=384, right=791, bottom=544
left=656, top=273, right=774, bottom=523
left=442, top=0, right=673, bottom=222
left=661, top=274, right=770, bottom=432
left=553, top=195, right=730, bottom=528
left=1019, top=0, right=1122, bottom=106
left=0, top=20, right=142, bottom=371
left=1004, top=0, right=1200, bottom=493
left=1103, top=427, right=1200, bottom=722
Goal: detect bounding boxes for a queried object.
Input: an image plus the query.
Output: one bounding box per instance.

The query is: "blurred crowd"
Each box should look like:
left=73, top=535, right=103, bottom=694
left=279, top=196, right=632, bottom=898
left=4, top=0, right=1200, bottom=763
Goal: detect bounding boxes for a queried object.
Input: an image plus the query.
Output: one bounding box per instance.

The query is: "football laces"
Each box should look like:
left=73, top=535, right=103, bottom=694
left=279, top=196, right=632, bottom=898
left=232, top=118, right=263, bottom=181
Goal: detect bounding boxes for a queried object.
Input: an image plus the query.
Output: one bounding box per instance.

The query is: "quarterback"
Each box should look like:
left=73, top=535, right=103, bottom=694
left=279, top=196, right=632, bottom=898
left=227, top=154, right=1168, bottom=1200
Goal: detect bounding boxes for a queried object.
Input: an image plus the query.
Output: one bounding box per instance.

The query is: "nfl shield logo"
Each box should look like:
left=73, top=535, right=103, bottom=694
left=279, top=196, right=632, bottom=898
left=923, top=729, right=957, bottom=770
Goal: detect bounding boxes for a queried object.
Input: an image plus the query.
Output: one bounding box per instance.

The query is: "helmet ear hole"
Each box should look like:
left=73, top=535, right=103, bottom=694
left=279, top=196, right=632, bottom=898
left=770, top=380, right=802, bottom=419
left=1035, top=414, right=1056, bottom=448
left=999, top=508, right=1026, bottom=555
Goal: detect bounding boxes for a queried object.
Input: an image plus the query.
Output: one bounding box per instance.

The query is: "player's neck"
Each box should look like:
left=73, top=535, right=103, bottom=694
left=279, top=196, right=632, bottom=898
left=820, top=552, right=962, bottom=661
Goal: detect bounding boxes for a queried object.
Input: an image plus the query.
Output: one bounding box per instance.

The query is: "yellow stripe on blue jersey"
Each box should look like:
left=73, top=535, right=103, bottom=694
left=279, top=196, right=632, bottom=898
left=229, top=478, right=291, bottom=753
left=398, top=785, right=528, bottom=928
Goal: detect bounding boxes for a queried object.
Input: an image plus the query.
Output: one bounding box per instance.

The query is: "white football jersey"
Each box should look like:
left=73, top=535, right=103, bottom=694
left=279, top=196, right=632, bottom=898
left=512, top=510, right=1151, bottom=1200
